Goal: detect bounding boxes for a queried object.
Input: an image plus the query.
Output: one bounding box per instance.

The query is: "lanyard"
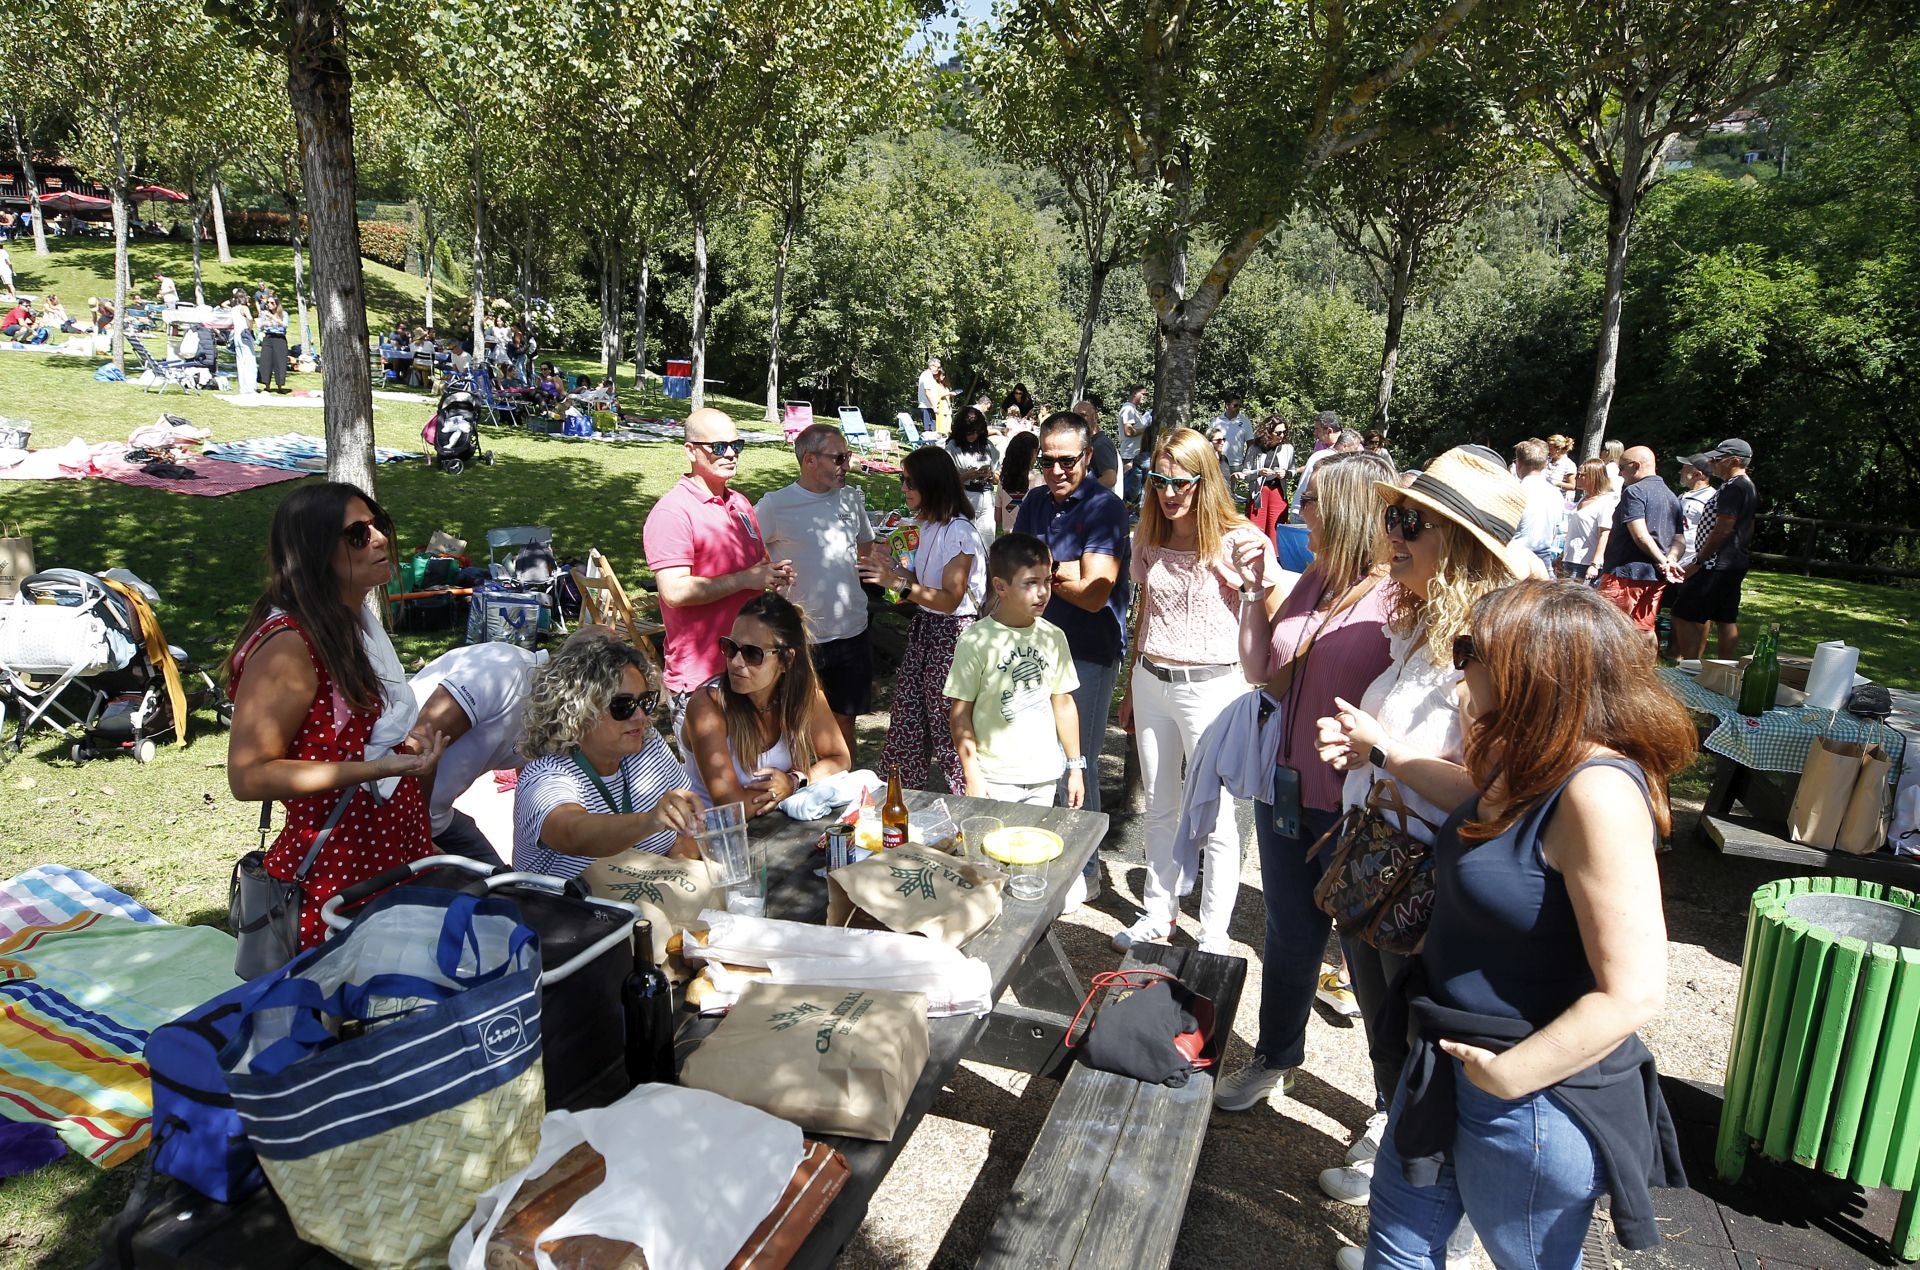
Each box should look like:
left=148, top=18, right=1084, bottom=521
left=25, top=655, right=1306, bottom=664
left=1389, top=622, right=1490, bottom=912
left=1280, top=573, right=1381, bottom=762
left=569, top=747, right=631, bottom=816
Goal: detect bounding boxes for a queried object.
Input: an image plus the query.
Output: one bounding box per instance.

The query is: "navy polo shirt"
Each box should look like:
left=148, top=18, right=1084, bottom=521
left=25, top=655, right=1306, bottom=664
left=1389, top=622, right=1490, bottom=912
left=1013, top=475, right=1131, bottom=664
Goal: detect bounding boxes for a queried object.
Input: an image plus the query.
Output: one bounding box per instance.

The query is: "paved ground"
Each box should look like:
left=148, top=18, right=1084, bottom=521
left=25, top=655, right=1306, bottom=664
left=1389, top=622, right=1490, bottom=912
left=829, top=716, right=1907, bottom=1270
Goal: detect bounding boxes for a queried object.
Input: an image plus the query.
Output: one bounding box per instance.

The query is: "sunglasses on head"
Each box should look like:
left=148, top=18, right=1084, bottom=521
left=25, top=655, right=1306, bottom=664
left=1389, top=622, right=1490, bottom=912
left=1148, top=471, right=1202, bottom=492
left=720, top=636, right=790, bottom=668
left=1038, top=451, right=1085, bottom=470
left=1384, top=504, right=1433, bottom=541
left=341, top=519, right=382, bottom=550
left=695, top=439, right=746, bottom=458
left=1451, top=635, right=1478, bottom=672
left=608, top=691, right=658, bottom=721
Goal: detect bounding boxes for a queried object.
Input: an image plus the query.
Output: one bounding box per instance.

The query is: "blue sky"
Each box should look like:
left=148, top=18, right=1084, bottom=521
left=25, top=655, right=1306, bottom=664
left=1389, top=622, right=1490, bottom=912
left=918, top=0, right=994, bottom=56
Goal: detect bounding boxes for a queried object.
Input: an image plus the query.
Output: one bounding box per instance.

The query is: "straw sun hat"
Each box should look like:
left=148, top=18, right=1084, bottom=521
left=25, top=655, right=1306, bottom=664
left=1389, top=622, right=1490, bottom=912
left=1375, top=445, right=1527, bottom=579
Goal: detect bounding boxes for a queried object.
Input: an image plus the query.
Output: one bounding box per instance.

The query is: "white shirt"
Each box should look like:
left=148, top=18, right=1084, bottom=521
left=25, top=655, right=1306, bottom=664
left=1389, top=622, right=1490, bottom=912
left=1562, top=492, right=1619, bottom=570
left=1295, top=446, right=1334, bottom=498
left=753, top=481, right=875, bottom=644
left=916, top=368, right=940, bottom=410
left=410, top=644, right=546, bottom=833
left=1680, top=485, right=1717, bottom=559
left=1213, top=412, right=1256, bottom=467
left=1517, top=473, right=1567, bottom=553
left=1118, top=402, right=1148, bottom=462
left=912, top=516, right=985, bottom=616
left=1341, top=626, right=1463, bottom=845
left=513, top=734, right=688, bottom=877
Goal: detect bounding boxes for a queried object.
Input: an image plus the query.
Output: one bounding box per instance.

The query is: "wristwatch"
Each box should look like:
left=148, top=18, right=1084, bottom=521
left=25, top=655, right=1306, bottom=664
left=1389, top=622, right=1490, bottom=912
left=1368, top=744, right=1389, bottom=771
left=1065, top=756, right=1088, bottom=770
left=788, top=769, right=809, bottom=790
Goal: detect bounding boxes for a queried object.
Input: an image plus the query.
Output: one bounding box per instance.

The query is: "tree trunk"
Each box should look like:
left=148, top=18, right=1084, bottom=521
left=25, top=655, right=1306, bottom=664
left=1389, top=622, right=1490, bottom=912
left=690, top=204, right=709, bottom=410
left=467, top=127, right=486, bottom=367
left=211, top=177, right=233, bottom=264
left=9, top=114, right=50, bottom=258
left=1072, top=257, right=1112, bottom=404
left=420, top=202, right=436, bottom=329
left=1579, top=184, right=1639, bottom=460
left=599, top=238, right=623, bottom=375
left=189, top=193, right=206, bottom=306
left=110, top=124, right=131, bottom=372
left=764, top=199, right=797, bottom=424
left=288, top=210, right=313, bottom=356
left=633, top=247, right=650, bottom=392
left=1373, top=243, right=1415, bottom=433
left=517, top=205, right=533, bottom=327
left=1152, top=317, right=1203, bottom=434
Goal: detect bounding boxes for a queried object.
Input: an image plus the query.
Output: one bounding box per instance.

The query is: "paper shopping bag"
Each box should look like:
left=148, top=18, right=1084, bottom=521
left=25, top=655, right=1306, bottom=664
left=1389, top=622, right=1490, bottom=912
left=0, top=524, right=33, bottom=600
left=826, top=843, right=1004, bottom=948
left=1835, top=744, right=1893, bottom=855
left=678, top=983, right=928, bottom=1141
left=1789, top=738, right=1871, bottom=850
left=580, top=853, right=718, bottom=966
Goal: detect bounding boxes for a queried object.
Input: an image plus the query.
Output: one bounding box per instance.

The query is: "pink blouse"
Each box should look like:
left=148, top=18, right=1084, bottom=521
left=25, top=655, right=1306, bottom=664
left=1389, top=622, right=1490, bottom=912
left=1133, top=525, right=1279, bottom=666
left=1266, top=570, right=1396, bottom=814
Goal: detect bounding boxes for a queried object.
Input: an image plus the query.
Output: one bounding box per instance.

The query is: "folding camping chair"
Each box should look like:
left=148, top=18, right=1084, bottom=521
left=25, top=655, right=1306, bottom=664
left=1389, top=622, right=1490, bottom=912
left=782, top=401, right=814, bottom=441
left=123, top=332, right=205, bottom=395
left=837, top=406, right=874, bottom=450
left=897, top=413, right=924, bottom=447
left=570, top=549, right=662, bottom=658
left=483, top=526, right=567, bottom=634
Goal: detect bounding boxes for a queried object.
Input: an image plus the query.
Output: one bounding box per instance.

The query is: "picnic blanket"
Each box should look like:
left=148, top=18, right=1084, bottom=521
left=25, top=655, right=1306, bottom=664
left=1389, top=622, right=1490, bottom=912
left=0, top=866, right=240, bottom=1167
left=202, top=432, right=421, bottom=471
left=0, top=440, right=308, bottom=496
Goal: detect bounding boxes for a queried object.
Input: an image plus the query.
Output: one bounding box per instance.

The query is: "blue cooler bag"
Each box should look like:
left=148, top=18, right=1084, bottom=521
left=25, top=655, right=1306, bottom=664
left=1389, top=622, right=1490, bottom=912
left=218, top=888, right=546, bottom=1269
left=145, top=981, right=269, bottom=1204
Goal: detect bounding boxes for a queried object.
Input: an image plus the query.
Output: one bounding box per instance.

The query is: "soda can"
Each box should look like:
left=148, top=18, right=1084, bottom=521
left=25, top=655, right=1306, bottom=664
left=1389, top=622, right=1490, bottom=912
left=826, top=823, right=852, bottom=872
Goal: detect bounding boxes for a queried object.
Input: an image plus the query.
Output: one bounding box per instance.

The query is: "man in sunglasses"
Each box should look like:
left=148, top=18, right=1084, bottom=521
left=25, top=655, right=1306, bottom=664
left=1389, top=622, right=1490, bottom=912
left=1012, top=410, right=1131, bottom=909
left=754, top=422, right=876, bottom=755
left=644, top=407, right=795, bottom=736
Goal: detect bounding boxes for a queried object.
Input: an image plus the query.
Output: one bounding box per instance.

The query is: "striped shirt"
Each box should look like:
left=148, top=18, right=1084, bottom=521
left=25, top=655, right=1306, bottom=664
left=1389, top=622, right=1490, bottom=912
left=512, top=734, right=688, bottom=877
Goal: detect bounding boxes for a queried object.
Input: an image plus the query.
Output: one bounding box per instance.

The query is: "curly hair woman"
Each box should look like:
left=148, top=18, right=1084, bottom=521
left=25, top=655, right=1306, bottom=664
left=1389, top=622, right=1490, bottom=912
left=512, top=630, right=702, bottom=877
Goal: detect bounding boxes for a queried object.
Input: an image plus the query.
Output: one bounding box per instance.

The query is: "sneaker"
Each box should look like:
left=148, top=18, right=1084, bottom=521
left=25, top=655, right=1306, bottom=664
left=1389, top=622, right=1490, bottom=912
left=1213, top=1061, right=1294, bottom=1111
left=1335, top=1249, right=1364, bottom=1270
left=1111, top=919, right=1169, bottom=954
left=1317, top=1156, right=1375, bottom=1206
left=1346, top=1111, right=1388, bottom=1165
left=1197, top=938, right=1232, bottom=956
left=1316, top=971, right=1362, bottom=1018
left=1062, top=874, right=1089, bottom=913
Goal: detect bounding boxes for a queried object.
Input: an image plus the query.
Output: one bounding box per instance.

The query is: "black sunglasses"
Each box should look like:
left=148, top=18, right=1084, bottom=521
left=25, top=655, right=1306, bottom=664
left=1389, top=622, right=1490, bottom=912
left=1384, top=504, right=1432, bottom=541
left=341, top=519, right=381, bottom=550
left=1038, top=452, right=1085, bottom=470
left=695, top=439, right=747, bottom=457
left=1451, top=635, right=1477, bottom=671
left=720, top=636, right=790, bottom=668
left=608, top=691, right=658, bottom=721
left=899, top=476, right=917, bottom=491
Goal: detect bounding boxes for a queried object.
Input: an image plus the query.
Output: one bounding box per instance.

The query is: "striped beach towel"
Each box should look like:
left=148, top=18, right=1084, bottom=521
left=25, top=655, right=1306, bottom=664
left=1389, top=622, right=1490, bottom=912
left=203, top=432, right=421, bottom=472
left=0, top=864, right=162, bottom=941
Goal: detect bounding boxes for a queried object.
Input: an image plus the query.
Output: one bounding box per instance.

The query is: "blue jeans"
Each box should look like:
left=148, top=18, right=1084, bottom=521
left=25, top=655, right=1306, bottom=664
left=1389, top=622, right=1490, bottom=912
left=1059, top=655, right=1120, bottom=882
left=1251, top=798, right=1341, bottom=1070
left=1366, top=1057, right=1604, bottom=1269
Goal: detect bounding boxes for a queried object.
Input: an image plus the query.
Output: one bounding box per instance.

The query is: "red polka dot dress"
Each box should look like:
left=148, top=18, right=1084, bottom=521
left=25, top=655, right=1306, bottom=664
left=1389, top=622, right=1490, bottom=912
left=232, top=613, right=432, bottom=949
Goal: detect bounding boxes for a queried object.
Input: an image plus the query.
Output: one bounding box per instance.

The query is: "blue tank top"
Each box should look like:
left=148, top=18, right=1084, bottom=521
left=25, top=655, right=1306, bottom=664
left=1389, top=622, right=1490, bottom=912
left=1424, top=756, right=1654, bottom=1027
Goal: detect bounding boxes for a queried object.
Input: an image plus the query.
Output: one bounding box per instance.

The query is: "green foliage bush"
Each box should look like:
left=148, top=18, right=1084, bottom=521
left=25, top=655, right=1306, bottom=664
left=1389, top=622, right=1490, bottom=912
left=357, top=219, right=411, bottom=271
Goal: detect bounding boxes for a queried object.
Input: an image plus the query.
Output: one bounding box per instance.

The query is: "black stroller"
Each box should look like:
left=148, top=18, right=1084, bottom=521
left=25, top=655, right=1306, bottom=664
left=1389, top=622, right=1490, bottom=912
left=0, top=569, right=229, bottom=762
left=422, top=384, right=494, bottom=475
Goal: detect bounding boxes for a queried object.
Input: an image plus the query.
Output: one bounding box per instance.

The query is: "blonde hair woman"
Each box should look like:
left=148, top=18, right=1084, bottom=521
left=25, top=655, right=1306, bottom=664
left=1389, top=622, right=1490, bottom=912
left=1113, top=427, right=1288, bottom=955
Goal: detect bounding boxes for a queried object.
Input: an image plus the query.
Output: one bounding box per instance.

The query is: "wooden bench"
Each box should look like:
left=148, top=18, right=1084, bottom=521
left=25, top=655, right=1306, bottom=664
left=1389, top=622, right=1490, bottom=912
left=976, top=942, right=1246, bottom=1270
left=1697, top=754, right=1920, bottom=886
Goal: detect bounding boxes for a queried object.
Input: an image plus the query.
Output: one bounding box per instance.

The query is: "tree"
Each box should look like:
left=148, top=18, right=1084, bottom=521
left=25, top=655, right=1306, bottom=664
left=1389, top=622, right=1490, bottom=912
left=7, top=101, right=62, bottom=258
left=1519, top=0, right=1864, bottom=457
left=156, top=49, right=267, bottom=305
left=997, top=0, right=1496, bottom=430
left=965, top=25, right=1140, bottom=403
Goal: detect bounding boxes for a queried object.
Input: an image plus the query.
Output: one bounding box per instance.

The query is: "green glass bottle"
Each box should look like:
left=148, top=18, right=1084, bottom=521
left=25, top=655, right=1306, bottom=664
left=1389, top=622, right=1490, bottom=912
left=1737, top=623, right=1781, bottom=717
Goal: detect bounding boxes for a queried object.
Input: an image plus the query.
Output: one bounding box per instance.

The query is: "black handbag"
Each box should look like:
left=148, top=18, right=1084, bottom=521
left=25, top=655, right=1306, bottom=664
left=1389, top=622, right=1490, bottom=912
left=1065, top=969, right=1218, bottom=1087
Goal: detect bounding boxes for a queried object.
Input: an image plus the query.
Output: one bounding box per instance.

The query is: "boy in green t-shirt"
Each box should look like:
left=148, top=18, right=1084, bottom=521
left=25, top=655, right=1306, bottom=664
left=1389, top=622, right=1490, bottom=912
left=945, top=534, right=1084, bottom=807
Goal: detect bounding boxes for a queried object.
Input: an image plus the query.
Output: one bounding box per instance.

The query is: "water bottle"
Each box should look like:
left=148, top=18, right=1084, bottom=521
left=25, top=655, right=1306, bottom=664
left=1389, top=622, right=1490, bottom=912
left=620, top=921, right=677, bottom=1085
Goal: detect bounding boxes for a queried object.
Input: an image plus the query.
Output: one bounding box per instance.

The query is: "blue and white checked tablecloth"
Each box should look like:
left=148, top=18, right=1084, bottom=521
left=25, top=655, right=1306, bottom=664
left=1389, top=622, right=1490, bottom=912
left=1661, top=666, right=1911, bottom=775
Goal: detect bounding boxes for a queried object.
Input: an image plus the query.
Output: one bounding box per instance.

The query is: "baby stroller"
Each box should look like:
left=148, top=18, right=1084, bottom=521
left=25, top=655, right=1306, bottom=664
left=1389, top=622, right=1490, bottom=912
left=0, top=569, right=229, bottom=763
left=422, top=383, right=493, bottom=475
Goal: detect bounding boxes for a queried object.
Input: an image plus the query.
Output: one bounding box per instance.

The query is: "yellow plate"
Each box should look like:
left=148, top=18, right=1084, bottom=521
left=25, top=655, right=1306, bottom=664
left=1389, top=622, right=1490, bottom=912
left=982, top=826, right=1064, bottom=866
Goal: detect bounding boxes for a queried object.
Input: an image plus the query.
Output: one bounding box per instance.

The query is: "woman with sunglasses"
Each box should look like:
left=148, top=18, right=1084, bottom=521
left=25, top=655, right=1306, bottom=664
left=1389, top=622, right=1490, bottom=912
left=1358, top=581, right=1692, bottom=1269
left=861, top=446, right=986, bottom=792
left=512, top=630, right=702, bottom=878
left=226, top=482, right=449, bottom=952
left=683, top=593, right=851, bottom=817
left=1309, top=446, right=1525, bottom=1221
left=1112, top=427, right=1287, bottom=956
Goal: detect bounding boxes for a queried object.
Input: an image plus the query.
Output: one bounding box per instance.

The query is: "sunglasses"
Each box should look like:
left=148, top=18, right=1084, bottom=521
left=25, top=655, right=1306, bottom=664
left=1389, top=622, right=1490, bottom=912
left=1384, top=504, right=1433, bottom=541
left=608, top=691, right=658, bottom=721
left=341, top=519, right=382, bottom=550
left=1148, top=472, right=1202, bottom=492
left=1038, top=452, right=1085, bottom=470
left=694, top=439, right=747, bottom=458
left=813, top=450, right=851, bottom=465
left=719, top=636, right=790, bottom=668
left=1451, top=635, right=1477, bottom=672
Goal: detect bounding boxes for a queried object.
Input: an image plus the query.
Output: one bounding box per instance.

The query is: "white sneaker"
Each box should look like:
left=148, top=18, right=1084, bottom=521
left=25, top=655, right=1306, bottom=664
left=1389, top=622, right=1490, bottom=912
left=1317, top=1156, right=1375, bottom=1206
left=1212, top=1062, right=1294, bottom=1111
left=1335, top=1247, right=1364, bottom=1270
left=1062, top=874, right=1089, bottom=913
left=1111, top=918, right=1169, bottom=954
left=1347, top=1111, right=1388, bottom=1165
left=1196, top=935, right=1232, bottom=956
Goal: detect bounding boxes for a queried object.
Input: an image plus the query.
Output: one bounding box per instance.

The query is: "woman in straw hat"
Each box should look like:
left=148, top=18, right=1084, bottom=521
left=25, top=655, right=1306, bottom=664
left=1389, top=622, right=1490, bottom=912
left=1308, top=445, right=1526, bottom=1224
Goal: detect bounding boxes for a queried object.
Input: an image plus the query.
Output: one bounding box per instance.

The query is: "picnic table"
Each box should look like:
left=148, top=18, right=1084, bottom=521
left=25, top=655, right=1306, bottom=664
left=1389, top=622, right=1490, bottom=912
left=119, top=788, right=1109, bottom=1269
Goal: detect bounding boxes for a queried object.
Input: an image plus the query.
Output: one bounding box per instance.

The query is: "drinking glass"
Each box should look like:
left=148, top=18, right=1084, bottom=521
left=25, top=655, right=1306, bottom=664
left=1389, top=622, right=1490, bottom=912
left=960, top=816, right=1003, bottom=864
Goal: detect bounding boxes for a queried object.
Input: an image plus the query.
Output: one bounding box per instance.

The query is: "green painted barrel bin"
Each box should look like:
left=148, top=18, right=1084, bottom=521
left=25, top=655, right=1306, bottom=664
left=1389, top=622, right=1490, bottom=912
left=1716, top=877, right=1920, bottom=1260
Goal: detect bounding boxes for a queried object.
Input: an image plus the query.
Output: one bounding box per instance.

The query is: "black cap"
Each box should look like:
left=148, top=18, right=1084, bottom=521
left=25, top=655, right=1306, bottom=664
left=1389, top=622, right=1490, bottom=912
left=1681, top=453, right=1715, bottom=473
left=1710, top=438, right=1753, bottom=461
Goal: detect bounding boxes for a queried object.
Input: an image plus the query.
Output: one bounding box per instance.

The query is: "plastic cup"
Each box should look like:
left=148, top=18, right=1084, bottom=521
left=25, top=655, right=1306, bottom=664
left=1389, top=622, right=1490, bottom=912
left=695, top=801, right=752, bottom=888
left=1007, top=873, right=1048, bottom=902
left=960, top=816, right=1003, bottom=864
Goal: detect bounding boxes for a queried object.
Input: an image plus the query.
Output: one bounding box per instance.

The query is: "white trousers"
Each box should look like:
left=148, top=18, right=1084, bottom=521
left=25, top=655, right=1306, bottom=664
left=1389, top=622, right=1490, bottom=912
left=1132, top=661, right=1248, bottom=945
left=979, top=778, right=1055, bottom=806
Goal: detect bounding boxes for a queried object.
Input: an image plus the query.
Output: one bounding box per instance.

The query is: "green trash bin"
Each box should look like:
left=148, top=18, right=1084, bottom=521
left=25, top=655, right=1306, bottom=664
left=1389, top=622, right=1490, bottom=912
left=1716, top=876, right=1920, bottom=1260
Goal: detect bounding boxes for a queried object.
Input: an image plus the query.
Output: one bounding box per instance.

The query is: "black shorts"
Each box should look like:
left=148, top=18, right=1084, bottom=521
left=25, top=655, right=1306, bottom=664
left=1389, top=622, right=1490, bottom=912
left=1671, top=567, right=1747, bottom=625
left=811, top=628, right=874, bottom=717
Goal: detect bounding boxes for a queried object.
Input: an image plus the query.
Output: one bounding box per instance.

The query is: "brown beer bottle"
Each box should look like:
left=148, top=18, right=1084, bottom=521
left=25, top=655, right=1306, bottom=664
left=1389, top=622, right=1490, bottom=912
left=882, top=767, right=910, bottom=849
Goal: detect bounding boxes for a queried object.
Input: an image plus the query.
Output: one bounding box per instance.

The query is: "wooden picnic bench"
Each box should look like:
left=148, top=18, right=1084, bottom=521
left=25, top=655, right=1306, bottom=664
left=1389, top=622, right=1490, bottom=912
left=975, top=941, right=1247, bottom=1270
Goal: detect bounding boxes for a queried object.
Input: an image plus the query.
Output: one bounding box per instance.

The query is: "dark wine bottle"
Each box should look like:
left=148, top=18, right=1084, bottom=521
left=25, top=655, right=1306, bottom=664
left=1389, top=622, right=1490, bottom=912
left=621, top=921, right=677, bottom=1086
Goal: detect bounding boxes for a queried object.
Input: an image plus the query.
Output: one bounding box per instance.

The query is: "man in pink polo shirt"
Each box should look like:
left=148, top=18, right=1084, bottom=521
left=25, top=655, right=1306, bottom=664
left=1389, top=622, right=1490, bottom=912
left=644, top=407, right=794, bottom=736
